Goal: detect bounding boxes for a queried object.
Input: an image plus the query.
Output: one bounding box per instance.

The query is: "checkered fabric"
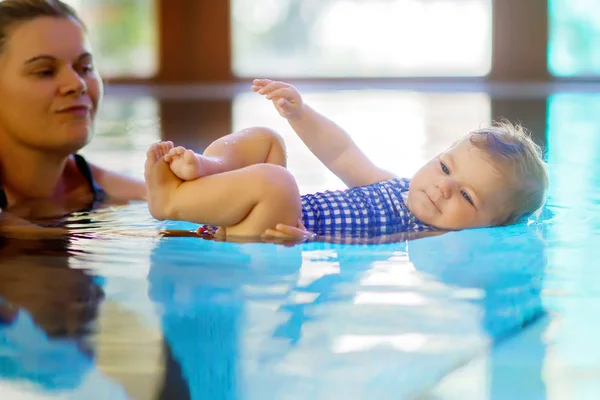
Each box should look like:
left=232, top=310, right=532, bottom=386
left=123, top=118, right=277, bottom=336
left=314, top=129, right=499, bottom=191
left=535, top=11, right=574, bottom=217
left=301, top=177, right=434, bottom=237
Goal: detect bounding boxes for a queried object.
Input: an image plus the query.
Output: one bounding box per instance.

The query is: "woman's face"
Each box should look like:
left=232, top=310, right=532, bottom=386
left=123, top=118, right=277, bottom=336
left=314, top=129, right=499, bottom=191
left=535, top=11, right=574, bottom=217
left=0, top=16, right=102, bottom=155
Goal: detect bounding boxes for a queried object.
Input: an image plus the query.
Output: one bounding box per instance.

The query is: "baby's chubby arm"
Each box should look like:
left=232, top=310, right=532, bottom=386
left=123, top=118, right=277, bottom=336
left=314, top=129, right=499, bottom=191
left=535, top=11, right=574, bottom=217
left=252, top=79, right=395, bottom=188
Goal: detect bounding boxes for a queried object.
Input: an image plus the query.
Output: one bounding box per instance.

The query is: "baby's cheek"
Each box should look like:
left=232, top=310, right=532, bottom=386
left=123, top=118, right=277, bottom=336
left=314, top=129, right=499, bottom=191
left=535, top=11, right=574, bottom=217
left=448, top=201, right=477, bottom=227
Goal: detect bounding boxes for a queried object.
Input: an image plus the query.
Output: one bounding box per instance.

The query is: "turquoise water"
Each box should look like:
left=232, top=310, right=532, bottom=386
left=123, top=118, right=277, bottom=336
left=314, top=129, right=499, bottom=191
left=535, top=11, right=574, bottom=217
left=0, top=208, right=550, bottom=399
left=0, top=89, right=597, bottom=399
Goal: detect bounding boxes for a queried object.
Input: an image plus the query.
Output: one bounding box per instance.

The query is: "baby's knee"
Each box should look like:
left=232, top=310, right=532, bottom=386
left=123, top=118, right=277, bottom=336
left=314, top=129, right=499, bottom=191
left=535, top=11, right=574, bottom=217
left=251, top=164, right=299, bottom=199
left=244, top=126, right=286, bottom=152
left=247, top=164, right=301, bottom=221
left=227, top=164, right=301, bottom=236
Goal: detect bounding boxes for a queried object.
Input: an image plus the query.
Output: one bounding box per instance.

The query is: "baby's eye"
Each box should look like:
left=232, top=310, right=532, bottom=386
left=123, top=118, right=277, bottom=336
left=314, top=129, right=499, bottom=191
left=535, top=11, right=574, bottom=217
left=440, top=162, right=450, bottom=175
left=461, top=190, right=474, bottom=206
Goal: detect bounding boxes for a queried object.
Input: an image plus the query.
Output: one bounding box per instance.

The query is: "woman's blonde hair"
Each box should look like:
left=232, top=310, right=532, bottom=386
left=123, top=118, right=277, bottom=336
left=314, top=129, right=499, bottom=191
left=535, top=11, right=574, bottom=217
left=467, top=119, right=548, bottom=225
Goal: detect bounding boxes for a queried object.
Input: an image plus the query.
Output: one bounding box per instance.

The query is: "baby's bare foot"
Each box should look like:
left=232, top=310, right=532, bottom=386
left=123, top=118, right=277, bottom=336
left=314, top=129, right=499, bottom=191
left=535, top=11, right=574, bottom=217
left=164, top=146, right=226, bottom=181
left=144, top=141, right=180, bottom=220
left=164, top=146, right=204, bottom=181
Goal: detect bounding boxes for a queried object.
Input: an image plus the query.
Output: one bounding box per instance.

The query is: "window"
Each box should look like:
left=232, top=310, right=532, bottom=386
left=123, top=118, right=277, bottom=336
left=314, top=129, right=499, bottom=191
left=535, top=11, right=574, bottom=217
left=63, top=0, right=158, bottom=78
left=232, top=0, right=492, bottom=78
left=548, top=0, right=600, bottom=77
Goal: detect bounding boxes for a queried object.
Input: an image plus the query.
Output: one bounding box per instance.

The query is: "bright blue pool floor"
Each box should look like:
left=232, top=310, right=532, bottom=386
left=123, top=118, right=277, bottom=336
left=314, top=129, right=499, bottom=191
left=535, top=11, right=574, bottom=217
left=0, top=82, right=598, bottom=399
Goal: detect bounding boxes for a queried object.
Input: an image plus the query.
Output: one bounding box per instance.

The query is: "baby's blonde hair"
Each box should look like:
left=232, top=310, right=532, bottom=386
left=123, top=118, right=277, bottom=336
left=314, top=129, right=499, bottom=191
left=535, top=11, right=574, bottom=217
left=466, top=120, right=548, bottom=225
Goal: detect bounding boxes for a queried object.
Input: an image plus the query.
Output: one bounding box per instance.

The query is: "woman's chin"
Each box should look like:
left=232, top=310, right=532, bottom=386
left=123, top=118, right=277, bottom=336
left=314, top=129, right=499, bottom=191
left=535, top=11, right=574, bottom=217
left=61, top=127, right=93, bottom=150
left=45, top=135, right=92, bottom=155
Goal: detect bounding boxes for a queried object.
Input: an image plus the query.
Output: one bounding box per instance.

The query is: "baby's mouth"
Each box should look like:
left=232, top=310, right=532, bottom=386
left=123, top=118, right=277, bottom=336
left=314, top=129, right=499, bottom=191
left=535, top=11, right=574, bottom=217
left=425, top=192, right=441, bottom=213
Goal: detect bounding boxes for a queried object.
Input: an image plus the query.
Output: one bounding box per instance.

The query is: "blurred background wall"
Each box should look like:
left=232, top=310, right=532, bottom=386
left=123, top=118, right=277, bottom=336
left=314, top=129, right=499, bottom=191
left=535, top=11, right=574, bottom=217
left=56, top=0, right=599, bottom=84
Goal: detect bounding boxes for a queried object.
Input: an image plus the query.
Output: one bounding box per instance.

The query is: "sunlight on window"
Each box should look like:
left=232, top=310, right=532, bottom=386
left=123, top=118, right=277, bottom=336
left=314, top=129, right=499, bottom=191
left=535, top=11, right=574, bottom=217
left=548, top=0, right=600, bottom=76
left=232, top=0, right=492, bottom=77
left=62, top=0, right=157, bottom=78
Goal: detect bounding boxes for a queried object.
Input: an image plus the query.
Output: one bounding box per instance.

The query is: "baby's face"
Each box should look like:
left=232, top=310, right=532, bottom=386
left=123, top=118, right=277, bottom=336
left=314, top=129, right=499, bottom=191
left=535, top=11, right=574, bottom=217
left=407, top=139, right=512, bottom=230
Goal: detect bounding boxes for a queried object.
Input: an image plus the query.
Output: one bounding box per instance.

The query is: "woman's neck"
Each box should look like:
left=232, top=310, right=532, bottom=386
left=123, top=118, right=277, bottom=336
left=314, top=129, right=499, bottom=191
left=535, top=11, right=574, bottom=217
left=0, top=140, right=71, bottom=202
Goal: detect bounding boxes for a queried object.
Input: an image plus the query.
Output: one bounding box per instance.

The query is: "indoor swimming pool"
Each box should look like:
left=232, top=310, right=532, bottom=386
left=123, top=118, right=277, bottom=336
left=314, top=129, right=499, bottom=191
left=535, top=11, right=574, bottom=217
left=0, top=83, right=598, bottom=399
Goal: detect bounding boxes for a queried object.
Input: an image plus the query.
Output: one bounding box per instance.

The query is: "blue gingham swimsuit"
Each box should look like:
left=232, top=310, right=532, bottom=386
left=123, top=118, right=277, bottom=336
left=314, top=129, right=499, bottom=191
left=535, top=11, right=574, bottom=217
left=198, top=177, right=435, bottom=238
left=300, top=177, right=434, bottom=237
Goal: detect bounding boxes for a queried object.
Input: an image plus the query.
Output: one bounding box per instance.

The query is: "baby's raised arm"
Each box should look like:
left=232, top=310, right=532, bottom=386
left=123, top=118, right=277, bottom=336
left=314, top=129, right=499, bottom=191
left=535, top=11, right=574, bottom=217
left=252, top=79, right=395, bottom=188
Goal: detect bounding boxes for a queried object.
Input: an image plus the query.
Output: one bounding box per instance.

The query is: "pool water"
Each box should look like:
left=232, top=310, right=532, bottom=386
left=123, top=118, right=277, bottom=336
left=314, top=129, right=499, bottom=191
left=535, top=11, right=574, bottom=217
left=0, top=85, right=598, bottom=399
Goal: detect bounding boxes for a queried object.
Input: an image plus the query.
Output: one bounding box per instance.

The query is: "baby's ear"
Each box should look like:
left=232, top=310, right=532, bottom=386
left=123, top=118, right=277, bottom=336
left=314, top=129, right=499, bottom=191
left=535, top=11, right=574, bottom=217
left=491, top=207, right=513, bottom=227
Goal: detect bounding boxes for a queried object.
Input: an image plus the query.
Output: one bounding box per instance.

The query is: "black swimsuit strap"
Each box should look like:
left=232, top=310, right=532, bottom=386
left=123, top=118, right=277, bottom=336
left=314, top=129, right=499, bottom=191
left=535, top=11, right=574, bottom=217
left=0, top=154, right=106, bottom=210
left=0, top=187, right=6, bottom=210
left=73, top=153, right=106, bottom=203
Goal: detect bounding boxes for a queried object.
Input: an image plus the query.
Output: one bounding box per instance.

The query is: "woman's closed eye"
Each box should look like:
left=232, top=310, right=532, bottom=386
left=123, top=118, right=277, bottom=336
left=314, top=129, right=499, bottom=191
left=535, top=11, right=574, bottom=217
left=34, top=69, right=55, bottom=78
left=32, top=64, right=93, bottom=79
left=78, top=63, right=94, bottom=75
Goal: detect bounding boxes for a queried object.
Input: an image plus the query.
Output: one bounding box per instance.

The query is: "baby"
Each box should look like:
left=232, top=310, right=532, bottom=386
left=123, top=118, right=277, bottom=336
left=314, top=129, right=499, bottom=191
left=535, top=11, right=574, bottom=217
left=144, top=79, right=548, bottom=239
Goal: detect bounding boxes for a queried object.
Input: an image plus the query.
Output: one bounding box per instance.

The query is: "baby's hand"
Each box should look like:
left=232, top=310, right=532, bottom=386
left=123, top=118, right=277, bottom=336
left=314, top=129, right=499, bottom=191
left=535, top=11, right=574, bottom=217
left=251, top=79, right=305, bottom=120
left=261, top=219, right=315, bottom=244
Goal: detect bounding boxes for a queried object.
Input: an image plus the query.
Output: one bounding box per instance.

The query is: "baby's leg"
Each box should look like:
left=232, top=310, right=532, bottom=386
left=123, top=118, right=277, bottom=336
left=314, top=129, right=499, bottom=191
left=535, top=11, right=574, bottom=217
left=203, top=126, right=288, bottom=168
left=165, top=127, right=287, bottom=181
left=148, top=145, right=302, bottom=236
left=164, top=147, right=205, bottom=181
left=144, top=141, right=183, bottom=220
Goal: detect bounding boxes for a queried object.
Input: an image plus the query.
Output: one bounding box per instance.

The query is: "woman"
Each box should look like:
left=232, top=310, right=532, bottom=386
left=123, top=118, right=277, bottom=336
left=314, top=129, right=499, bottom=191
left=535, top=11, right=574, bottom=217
left=0, top=0, right=145, bottom=236
left=0, top=0, right=316, bottom=243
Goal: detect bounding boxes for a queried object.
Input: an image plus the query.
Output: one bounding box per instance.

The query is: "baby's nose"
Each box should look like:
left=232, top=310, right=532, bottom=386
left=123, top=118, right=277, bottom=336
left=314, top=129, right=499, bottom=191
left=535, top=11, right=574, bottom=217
left=438, top=179, right=457, bottom=199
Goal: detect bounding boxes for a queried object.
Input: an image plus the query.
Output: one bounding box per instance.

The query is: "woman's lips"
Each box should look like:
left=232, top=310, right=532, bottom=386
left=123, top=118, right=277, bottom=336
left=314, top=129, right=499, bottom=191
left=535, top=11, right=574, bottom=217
left=57, top=105, right=90, bottom=117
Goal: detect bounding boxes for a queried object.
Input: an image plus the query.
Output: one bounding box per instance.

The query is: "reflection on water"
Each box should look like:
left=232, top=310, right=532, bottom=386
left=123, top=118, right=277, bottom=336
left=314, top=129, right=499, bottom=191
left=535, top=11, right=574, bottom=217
left=81, top=97, right=160, bottom=181
left=0, top=205, right=549, bottom=399
left=536, top=94, right=600, bottom=398
left=0, top=89, right=598, bottom=399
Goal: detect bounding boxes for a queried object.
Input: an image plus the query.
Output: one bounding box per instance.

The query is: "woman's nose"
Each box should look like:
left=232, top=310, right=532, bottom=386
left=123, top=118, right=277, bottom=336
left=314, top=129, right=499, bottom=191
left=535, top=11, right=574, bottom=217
left=59, top=68, right=87, bottom=96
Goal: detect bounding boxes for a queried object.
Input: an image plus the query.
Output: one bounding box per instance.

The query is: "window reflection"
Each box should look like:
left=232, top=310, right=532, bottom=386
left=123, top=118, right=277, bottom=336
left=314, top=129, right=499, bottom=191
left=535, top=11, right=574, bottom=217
left=232, top=0, right=492, bottom=77
left=80, top=97, right=160, bottom=180
left=544, top=94, right=600, bottom=397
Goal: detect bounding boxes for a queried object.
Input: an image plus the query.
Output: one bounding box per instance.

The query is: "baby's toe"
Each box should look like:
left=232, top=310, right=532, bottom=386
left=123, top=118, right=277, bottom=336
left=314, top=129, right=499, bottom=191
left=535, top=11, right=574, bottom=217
left=183, top=149, right=196, bottom=161
left=147, top=143, right=162, bottom=161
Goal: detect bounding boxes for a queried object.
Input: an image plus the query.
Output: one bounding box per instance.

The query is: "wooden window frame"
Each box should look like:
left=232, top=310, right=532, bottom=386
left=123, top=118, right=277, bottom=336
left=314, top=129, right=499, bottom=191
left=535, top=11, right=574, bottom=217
left=106, top=0, right=556, bottom=84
